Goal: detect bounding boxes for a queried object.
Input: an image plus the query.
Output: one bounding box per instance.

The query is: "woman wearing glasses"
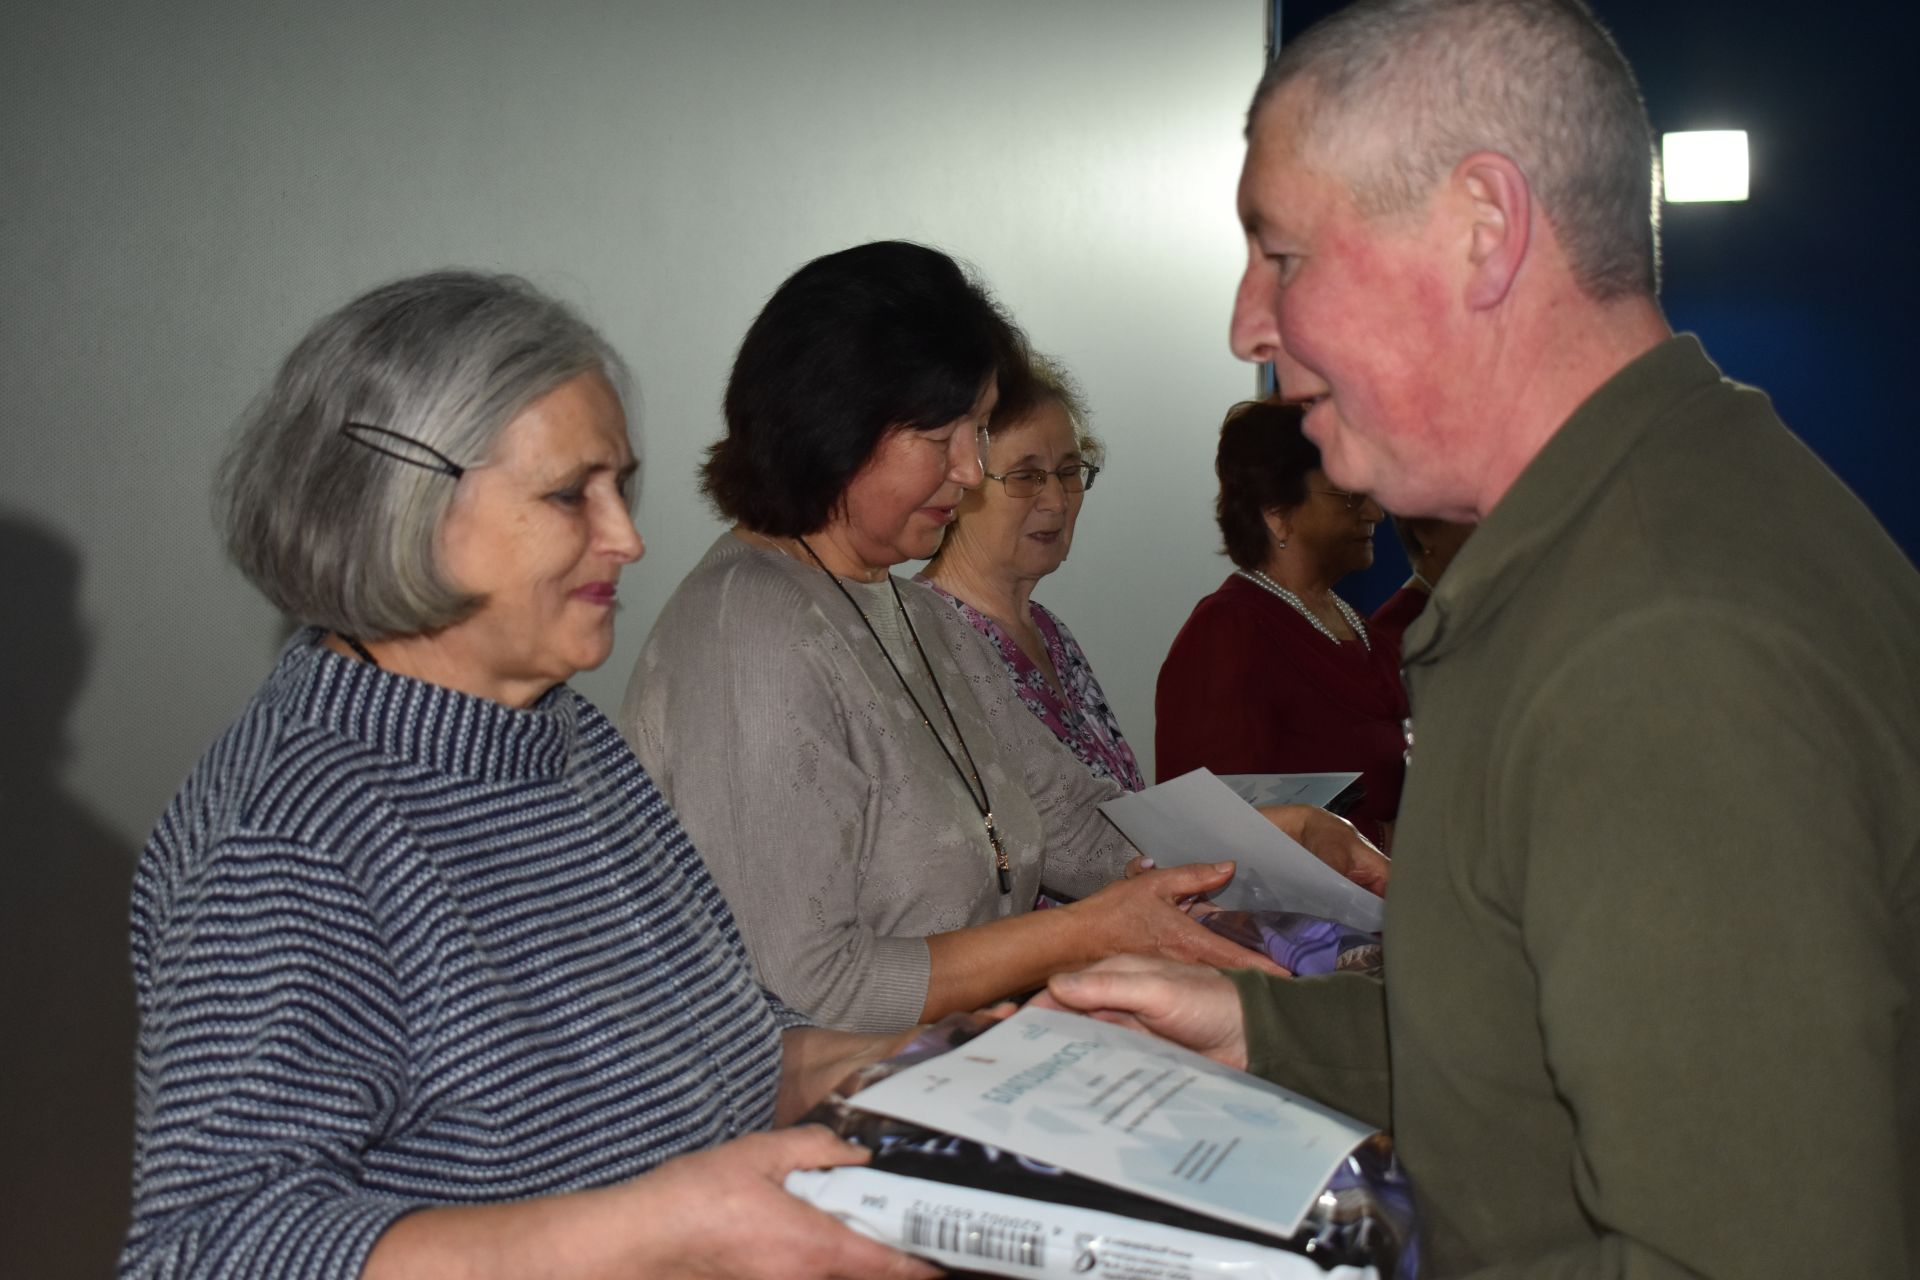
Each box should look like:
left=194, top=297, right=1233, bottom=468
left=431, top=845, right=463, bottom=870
left=915, top=352, right=1142, bottom=791
left=620, top=243, right=1390, bottom=1034
left=1156, top=398, right=1409, bottom=848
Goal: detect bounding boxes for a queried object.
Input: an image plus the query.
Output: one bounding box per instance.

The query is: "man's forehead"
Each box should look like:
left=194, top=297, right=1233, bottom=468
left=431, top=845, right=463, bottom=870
left=1238, top=98, right=1324, bottom=229
left=1249, top=81, right=1320, bottom=157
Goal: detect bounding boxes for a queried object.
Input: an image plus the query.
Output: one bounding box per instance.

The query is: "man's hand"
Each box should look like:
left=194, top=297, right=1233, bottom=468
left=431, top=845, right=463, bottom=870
left=1030, top=955, right=1252, bottom=1070
left=1260, top=804, right=1390, bottom=896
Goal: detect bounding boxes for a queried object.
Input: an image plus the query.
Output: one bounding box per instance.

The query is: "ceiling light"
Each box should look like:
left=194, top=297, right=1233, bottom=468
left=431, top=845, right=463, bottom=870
left=1662, top=130, right=1749, bottom=203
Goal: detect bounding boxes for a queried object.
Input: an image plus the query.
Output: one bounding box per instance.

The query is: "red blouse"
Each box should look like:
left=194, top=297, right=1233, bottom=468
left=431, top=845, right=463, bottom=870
left=1368, top=583, right=1432, bottom=671
left=1154, top=574, right=1410, bottom=846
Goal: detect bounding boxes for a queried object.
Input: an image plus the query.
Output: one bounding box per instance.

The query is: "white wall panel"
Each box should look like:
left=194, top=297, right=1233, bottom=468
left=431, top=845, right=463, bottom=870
left=3, top=0, right=1265, bottom=841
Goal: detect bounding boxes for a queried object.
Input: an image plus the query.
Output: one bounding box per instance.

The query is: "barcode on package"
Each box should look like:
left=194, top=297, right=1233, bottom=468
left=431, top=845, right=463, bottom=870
left=905, top=1206, right=1045, bottom=1268
left=785, top=1165, right=1379, bottom=1279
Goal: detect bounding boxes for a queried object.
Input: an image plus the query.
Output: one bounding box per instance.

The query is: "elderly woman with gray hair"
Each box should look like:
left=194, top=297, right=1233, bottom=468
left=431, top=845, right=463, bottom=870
left=123, top=271, right=938, bottom=1280
left=916, top=350, right=1144, bottom=791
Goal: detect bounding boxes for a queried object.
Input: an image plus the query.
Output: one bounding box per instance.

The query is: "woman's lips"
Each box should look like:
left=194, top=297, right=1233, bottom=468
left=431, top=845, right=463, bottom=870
left=572, top=581, right=618, bottom=605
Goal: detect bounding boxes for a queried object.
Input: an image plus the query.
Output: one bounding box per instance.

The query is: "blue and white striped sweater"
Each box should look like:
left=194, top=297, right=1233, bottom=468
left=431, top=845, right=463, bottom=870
left=123, top=632, right=799, bottom=1278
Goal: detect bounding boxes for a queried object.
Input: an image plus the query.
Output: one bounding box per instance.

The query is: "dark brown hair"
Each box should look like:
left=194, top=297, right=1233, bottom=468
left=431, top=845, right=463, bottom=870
left=703, top=241, right=1025, bottom=536
left=1214, top=398, right=1322, bottom=571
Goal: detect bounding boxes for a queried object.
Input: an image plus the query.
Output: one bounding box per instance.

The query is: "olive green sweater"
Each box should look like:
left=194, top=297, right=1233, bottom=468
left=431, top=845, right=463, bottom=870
left=1232, top=336, right=1920, bottom=1277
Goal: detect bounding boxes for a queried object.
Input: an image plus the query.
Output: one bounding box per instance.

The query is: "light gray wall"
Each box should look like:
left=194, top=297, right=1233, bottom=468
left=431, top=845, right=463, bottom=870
left=1, top=0, right=1262, bottom=1270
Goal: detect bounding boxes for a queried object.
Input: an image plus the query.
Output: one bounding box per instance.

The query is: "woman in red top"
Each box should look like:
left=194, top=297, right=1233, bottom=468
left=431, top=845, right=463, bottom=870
left=1155, top=399, right=1409, bottom=848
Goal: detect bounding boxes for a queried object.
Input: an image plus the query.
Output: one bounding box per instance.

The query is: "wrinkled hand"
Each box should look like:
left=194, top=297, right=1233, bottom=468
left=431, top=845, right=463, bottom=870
left=1071, top=863, right=1287, bottom=974
left=1259, top=804, right=1390, bottom=896
left=1031, top=955, right=1250, bottom=1071
left=628, top=1128, right=941, bottom=1280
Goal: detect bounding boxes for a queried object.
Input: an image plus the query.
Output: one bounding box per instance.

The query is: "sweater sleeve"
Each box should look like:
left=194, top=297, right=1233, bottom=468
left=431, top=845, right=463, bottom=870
left=1461, top=603, right=1912, bottom=1279
left=1226, top=968, right=1392, bottom=1130
left=1026, top=719, right=1134, bottom=902
left=622, top=570, right=932, bottom=1034
left=122, top=833, right=418, bottom=1279
left=942, top=612, right=1133, bottom=901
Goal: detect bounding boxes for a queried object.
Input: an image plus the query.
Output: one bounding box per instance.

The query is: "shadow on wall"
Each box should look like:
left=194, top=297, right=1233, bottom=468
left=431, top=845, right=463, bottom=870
left=0, top=512, right=137, bottom=1277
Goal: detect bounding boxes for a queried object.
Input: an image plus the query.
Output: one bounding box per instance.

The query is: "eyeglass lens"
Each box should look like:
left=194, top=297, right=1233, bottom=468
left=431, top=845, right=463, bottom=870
left=1002, top=466, right=1096, bottom=497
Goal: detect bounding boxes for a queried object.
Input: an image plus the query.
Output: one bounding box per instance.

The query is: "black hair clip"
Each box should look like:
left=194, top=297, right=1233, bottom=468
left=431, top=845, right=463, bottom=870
left=340, top=422, right=466, bottom=479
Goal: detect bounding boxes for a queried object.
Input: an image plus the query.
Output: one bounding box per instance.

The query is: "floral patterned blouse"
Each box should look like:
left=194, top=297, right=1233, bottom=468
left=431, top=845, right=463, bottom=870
left=917, top=581, right=1147, bottom=793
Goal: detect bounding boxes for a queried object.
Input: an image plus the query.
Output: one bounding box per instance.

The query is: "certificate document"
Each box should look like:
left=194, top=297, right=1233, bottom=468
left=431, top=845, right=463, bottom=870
left=1099, top=768, right=1385, bottom=933
left=1217, top=771, right=1361, bottom=810
left=846, top=1007, right=1375, bottom=1239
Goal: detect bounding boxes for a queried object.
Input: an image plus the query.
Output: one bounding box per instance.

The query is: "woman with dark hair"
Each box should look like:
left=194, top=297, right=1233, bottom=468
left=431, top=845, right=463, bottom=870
left=622, top=243, right=1376, bottom=1033
left=125, top=270, right=941, bottom=1280
left=1155, top=399, right=1409, bottom=848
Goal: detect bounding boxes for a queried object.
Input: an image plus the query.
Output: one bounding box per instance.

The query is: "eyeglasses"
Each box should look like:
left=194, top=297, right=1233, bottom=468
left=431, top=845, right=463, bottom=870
left=985, top=464, right=1101, bottom=497
left=1309, top=486, right=1371, bottom=511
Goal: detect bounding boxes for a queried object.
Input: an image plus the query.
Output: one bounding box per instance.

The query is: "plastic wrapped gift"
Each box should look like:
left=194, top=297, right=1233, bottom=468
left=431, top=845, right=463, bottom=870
left=1202, top=909, right=1382, bottom=976
left=790, top=1011, right=1418, bottom=1279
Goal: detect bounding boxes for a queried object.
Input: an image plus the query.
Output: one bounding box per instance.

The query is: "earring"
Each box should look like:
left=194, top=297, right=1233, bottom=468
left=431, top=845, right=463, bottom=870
left=1276, top=539, right=1288, bottom=549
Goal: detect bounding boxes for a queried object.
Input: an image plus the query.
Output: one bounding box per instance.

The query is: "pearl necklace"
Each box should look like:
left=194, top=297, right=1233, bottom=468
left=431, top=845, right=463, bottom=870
left=1236, top=569, right=1371, bottom=651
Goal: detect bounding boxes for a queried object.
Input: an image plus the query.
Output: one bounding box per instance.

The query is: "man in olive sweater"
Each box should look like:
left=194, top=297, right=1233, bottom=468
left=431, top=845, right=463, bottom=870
left=1040, top=1, right=1919, bottom=1276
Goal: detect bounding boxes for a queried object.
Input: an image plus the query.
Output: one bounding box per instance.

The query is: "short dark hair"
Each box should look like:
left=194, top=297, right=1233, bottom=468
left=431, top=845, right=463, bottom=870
left=704, top=241, right=1025, bottom=536
left=1214, top=399, right=1322, bottom=571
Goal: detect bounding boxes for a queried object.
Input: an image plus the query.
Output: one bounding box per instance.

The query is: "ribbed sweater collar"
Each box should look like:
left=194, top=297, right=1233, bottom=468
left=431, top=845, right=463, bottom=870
left=268, top=628, right=579, bottom=782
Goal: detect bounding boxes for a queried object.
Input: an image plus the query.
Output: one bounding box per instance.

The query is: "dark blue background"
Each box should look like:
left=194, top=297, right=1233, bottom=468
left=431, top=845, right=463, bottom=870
left=1271, top=1, right=1920, bottom=610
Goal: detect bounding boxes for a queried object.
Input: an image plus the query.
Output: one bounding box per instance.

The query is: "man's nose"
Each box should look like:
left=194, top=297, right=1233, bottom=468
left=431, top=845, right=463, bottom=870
left=1229, top=263, right=1280, bottom=364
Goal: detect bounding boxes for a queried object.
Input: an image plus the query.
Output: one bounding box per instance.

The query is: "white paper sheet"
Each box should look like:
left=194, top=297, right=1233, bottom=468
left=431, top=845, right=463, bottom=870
left=1099, top=768, right=1384, bottom=934
left=1217, top=771, right=1361, bottom=810
left=847, top=1007, right=1375, bottom=1240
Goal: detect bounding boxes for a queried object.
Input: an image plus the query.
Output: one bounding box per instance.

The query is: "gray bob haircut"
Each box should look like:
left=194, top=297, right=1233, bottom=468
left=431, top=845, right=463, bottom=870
left=217, top=270, right=627, bottom=639
left=1252, top=0, right=1660, bottom=300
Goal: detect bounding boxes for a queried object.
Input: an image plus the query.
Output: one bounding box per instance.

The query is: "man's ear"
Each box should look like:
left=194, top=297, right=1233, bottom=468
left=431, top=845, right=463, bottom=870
left=1456, top=151, right=1532, bottom=311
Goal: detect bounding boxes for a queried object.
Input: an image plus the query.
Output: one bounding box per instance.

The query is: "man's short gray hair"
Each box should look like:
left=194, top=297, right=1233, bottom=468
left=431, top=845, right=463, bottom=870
left=1253, top=0, right=1660, bottom=300
left=217, top=270, right=627, bottom=639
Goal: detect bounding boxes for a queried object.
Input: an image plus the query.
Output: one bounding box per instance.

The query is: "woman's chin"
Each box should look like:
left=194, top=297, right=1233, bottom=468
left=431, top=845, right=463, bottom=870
left=1014, top=542, right=1069, bottom=579
left=560, top=630, right=617, bottom=678
left=903, top=532, right=948, bottom=564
